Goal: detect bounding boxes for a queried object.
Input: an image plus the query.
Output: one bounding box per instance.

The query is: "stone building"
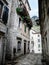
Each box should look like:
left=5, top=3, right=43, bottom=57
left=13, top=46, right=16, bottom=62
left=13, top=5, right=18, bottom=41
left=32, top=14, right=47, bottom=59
left=30, top=25, right=42, bottom=54
left=0, top=0, right=9, bottom=64
left=5, top=0, right=32, bottom=60
left=30, top=17, right=42, bottom=53
left=39, top=0, right=49, bottom=64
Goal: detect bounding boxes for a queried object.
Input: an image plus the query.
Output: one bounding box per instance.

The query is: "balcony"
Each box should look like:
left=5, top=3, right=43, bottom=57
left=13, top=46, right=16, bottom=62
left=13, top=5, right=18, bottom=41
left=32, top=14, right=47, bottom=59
left=16, top=7, right=32, bottom=28
left=16, top=7, right=23, bottom=16
left=16, top=0, right=32, bottom=29
left=16, top=0, right=29, bottom=16
left=16, top=6, right=28, bottom=17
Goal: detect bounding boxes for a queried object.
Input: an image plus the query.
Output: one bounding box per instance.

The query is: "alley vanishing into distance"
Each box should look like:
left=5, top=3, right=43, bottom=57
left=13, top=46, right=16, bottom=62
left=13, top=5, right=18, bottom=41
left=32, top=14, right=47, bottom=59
left=6, top=53, right=42, bottom=65
left=0, top=0, right=49, bottom=65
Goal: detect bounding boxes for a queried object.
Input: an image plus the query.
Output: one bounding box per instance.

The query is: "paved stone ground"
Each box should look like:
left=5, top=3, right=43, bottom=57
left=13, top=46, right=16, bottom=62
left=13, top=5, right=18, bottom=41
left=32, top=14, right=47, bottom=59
left=15, top=53, right=42, bottom=65
left=6, top=53, right=43, bottom=65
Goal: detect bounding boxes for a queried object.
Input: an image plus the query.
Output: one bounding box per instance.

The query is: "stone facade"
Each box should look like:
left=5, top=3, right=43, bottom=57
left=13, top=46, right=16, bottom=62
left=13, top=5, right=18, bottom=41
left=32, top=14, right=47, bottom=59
left=0, top=0, right=9, bottom=64
left=0, top=0, right=32, bottom=64
left=39, top=0, right=49, bottom=64
left=30, top=26, right=42, bottom=54
left=5, top=0, right=32, bottom=60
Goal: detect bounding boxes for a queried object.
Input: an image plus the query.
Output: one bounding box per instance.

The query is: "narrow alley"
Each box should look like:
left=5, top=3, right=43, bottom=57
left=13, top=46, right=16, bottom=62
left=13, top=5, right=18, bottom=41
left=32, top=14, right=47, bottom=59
left=0, top=0, right=49, bottom=65
left=6, top=53, right=42, bottom=65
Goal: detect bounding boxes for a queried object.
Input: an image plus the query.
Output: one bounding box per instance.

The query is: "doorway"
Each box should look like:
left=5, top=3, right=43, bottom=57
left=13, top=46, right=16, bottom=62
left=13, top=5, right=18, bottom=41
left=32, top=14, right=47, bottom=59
left=24, top=43, right=26, bottom=54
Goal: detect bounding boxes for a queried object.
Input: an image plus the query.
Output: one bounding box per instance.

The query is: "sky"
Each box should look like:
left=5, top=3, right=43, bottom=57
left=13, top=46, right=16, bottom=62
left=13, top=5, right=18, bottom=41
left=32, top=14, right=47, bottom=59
left=28, top=0, right=38, bottom=18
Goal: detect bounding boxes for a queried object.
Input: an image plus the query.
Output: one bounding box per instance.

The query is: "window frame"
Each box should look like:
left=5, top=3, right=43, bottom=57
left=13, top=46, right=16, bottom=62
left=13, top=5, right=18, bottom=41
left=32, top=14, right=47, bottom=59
left=17, top=41, right=21, bottom=52
left=0, top=1, right=4, bottom=19
left=38, top=44, right=40, bottom=48
left=24, top=24, right=26, bottom=33
left=38, top=39, right=40, bottom=42
left=18, top=18, right=21, bottom=27
left=0, top=1, right=9, bottom=25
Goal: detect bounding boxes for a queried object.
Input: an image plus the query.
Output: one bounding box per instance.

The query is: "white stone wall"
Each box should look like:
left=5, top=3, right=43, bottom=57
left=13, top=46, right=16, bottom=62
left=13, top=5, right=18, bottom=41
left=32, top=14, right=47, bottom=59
left=34, top=34, right=42, bottom=53
left=30, top=30, right=42, bottom=54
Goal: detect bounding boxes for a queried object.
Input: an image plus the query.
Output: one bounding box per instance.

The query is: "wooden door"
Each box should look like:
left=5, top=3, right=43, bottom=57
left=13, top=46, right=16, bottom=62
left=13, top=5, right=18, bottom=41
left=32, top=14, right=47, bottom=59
left=24, top=43, right=26, bottom=54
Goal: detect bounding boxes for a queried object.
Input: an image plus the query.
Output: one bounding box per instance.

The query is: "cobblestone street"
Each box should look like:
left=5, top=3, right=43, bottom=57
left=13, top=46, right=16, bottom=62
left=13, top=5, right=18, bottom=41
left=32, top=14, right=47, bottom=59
left=7, top=53, right=42, bottom=65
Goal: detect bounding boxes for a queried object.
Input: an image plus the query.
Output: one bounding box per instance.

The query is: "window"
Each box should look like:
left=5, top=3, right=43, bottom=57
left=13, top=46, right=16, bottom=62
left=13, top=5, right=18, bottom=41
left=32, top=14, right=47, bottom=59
left=2, top=6, right=9, bottom=25
left=0, top=1, right=3, bottom=19
left=24, top=25, right=26, bottom=33
left=31, top=41, right=33, bottom=44
left=38, top=39, right=40, bottom=42
left=38, top=44, right=40, bottom=48
left=38, top=49, right=40, bottom=51
left=38, top=34, right=40, bottom=37
left=13, top=48, right=16, bottom=56
left=32, top=37, right=33, bottom=39
left=0, top=1, right=9, bottom=25
left=17, top=41, right=21, bottom=51
left=28, top=28, right=29, bottom=34
left=18, top=18, right=21, bottom=27
left=28, top=43, right=29, bottom=50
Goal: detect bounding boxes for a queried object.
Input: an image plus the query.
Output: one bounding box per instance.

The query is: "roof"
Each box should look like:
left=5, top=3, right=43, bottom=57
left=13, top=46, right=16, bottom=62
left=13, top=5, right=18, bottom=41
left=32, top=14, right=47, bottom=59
left=31, top=25, right=40, bottom=33
left=26, top=0, right=31, bottom=10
